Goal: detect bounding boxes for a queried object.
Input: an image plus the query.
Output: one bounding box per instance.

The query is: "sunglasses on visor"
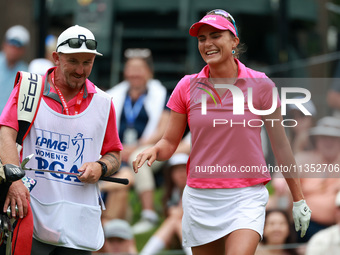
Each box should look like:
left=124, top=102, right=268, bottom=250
left=207, top=9, right=239, bottom=37
left=56, top=38, right=97, bottom=51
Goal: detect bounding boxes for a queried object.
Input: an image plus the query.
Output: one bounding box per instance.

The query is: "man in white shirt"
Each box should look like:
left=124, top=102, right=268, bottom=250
left=306, top=190, right=340, bottom=254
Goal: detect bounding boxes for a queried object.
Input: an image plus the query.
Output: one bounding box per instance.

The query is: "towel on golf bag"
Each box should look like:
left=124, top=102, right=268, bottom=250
left=11, top=201, right=33, bottom=255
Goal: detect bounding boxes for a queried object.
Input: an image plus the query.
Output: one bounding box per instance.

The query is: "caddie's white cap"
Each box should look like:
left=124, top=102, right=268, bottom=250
left=5, top=25, right=30, bottom=47
left=56, top=25, right=103, bottom=56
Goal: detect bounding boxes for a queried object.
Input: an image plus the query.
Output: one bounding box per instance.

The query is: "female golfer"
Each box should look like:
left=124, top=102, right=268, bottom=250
left=133, top=9, right=311, bottom=255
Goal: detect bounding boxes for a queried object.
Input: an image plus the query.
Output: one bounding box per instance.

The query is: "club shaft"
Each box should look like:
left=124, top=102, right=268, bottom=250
left=24, top=168, right=129, bottom=184
left=27, top=168, right=79, bottom=176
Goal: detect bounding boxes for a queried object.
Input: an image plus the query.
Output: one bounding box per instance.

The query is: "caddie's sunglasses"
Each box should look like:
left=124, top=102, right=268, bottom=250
left=56, top=38, right=97, bottom=51
left=207, top=9, right=239, bottom=37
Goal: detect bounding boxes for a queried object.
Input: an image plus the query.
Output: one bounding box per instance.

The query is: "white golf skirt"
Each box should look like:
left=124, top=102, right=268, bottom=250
left=182, top=184, right=269, bottom=247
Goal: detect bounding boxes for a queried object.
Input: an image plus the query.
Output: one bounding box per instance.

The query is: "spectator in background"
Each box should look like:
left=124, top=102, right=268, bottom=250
left=140, top=153, right=192, bottom=255
left=0, top=25, right=30, bottom=114
left=102, top=219, right=138, bottom=255
left=28, top=35, right=56, bottom=75
left=296, top=116, right=340, bottom=242
left=328, top=61, right=340, bottom=118
left=105, top=48, right=169, bottom=234
left=256, top=209, right=298, bottom=255
left=28, top=58, right=54, bottom=76
left=286, top=98, right=316, bottom=154
left=306, top=190, right=340, bottom=254
left=45, top=34, right=57, bottom=64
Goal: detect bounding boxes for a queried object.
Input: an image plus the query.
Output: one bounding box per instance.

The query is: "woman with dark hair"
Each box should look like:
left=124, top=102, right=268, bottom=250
left=256, top=209, right=298, bottom=255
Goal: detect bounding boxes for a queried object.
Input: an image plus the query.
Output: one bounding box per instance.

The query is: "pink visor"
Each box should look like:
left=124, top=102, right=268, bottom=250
left=189, top=15, right=237, bottom=37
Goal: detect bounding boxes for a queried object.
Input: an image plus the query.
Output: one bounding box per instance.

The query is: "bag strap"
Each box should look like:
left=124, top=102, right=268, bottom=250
left=0, top=159, right=5, bottom=184
left=15, top=71, right=44, bottom=152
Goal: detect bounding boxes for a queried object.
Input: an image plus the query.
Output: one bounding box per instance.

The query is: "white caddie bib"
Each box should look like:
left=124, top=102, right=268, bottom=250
left=23, top=88, right=111, bottom=251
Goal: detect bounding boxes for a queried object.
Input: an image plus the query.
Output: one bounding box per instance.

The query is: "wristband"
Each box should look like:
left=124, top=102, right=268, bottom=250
left=96, top=160, right=107, bottom=177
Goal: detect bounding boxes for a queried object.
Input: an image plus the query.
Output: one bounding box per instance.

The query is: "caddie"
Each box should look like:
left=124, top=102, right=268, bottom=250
left=0, top=25, right=123, bottom=254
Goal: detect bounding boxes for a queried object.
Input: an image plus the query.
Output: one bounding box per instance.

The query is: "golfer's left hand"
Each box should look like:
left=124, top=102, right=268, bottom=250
left=292, top=199, right=312, bottom=238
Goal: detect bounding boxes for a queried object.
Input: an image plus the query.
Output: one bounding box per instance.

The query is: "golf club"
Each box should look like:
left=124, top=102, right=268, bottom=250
left=21, top=154, right=129, bottom=185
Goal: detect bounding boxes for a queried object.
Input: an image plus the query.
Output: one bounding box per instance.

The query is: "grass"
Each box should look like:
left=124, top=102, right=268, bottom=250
left=129, top=188, right=186, bottom=254
left=129, top=187, right=165, bottom=252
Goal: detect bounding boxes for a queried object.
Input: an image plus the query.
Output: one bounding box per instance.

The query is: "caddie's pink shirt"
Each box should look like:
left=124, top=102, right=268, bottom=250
left=0, top=67, right=123, bottom=155
left=167, top=59, right=281, bottom=189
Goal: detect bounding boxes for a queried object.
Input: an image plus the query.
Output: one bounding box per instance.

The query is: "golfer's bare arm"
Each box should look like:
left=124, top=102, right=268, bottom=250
left=154, top=111, right=187, bottom=161
left=263, top=107, right=304, bottom=202
left=133, top=111, right=187, bottom=171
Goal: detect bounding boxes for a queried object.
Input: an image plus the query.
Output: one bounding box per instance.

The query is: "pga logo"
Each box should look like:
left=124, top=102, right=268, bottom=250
left=200, top=84, right=312, bottom=116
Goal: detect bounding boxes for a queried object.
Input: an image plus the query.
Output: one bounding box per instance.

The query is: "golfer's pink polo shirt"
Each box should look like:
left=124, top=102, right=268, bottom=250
left=167, top=59, right=280, bottom=188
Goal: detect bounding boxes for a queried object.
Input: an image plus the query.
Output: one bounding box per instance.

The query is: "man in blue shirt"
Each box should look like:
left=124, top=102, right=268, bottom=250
left=0, top=25, right=30, bottom=114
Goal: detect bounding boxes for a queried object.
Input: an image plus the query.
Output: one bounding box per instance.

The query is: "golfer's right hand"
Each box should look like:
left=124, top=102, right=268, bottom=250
left=4, top=180, right=30, bottom=218
left=132, top=147, right=157, bottom=173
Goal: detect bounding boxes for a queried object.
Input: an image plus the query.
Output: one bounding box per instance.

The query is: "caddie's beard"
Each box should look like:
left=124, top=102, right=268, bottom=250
left=67, top=74, right=86, bottom=90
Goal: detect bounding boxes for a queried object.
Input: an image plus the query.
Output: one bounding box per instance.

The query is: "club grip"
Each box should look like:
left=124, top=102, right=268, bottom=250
left=99, top=176, right=129, bottom=185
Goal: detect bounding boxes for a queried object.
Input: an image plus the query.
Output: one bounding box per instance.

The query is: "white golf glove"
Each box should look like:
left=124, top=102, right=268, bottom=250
left=292, top=199, right=312, bottom=238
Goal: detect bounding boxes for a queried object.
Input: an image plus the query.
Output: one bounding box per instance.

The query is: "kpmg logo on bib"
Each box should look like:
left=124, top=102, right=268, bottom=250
left=34, top=129, right=93, bottom=184
left=35, top=129, right=70, bottom=155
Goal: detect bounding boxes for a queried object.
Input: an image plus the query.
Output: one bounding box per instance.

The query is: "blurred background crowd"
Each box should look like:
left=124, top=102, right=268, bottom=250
left=2, top=0, right=340, bottom=254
